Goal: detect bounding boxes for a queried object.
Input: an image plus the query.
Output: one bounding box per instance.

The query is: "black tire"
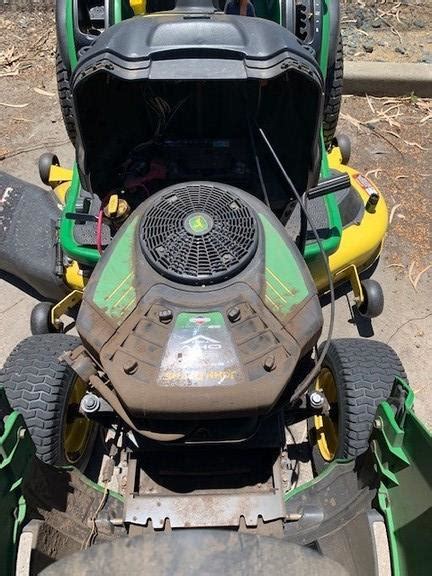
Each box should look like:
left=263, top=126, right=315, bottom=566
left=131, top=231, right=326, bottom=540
left=333, top=133, right=351, bottom=165
left=56, top=48, right=76, bottom=146
left=30, top=302, right=56, bottom=335
left=0, top=334, right=95, bottom=469
left=308, top=338, right=406, bottom=474
left=358, top=279, right=384, bottom=319
left=323, top=34, right=343, bottom=149
left=38, top=152, right=60, bottom=186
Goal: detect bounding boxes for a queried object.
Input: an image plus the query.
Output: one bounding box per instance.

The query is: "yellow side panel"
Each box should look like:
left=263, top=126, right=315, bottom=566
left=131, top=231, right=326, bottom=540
left=310, top=148, right=389, bottom=292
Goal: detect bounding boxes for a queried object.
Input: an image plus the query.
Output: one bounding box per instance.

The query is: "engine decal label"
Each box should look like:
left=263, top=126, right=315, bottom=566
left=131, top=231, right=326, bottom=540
left=158, top=312, right=241, bottom=387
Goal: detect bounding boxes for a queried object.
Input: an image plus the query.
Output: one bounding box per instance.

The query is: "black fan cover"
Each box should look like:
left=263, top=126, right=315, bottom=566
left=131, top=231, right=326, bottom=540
left=140, top=183, right=258, bottom=285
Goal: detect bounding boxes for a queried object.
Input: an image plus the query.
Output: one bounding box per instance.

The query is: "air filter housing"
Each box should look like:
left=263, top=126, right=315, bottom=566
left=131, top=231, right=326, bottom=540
left=140, top=183, right=258, bottom=285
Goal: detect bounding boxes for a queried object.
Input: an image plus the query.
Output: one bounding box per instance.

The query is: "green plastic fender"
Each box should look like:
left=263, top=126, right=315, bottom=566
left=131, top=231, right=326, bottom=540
left=371, top=379, right=432, bottom=576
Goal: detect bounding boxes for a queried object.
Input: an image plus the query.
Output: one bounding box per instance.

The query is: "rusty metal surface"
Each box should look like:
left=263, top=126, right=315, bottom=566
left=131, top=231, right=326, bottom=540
left=124, top=461, right=285, bottom=529
left=124, top=433, right=287, bottom=531
left=124, top=488, right=285, bottom=530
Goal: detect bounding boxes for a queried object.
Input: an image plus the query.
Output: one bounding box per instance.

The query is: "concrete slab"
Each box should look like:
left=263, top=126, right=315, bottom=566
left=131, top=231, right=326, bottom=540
left=344, top=61, right=432, bottom=97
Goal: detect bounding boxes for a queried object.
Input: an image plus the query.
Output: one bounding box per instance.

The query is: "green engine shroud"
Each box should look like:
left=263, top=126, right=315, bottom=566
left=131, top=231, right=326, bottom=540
left=77, top=184, right=323, bottom=420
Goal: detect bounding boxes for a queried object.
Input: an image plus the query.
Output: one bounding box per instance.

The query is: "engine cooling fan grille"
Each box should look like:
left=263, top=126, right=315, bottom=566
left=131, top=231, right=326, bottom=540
left=140, top=183, right=258, bottom=284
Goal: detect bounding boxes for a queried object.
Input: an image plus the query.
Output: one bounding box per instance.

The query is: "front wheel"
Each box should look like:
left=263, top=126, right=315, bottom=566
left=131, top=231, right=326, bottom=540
left=308, top=338, right=406, bottom=474
left=0, top=334, right=96, bottom=469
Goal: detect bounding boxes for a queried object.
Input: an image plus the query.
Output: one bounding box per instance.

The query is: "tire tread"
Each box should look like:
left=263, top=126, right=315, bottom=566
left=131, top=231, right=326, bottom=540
left=323, top=338, right=406, bottom=459
left=323, top=34, right=344, bottom=149
left=0, top=334, right=81, bottom=464
left=56, top=49, right=76, bottom=146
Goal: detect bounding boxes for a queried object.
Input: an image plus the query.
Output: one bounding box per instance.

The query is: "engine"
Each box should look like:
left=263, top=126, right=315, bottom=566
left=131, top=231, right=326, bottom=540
left=76, top=182, right=323, bottom=421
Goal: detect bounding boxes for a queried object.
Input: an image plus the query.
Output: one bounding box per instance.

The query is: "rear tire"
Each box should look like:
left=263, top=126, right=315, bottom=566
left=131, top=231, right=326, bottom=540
left=308, top=339, right=406, bottom=474
left=323, top=34, right=344, bottom=149
left=56, top=49, right=76, bottom=146
left=0, top=334, right=95, bottom=469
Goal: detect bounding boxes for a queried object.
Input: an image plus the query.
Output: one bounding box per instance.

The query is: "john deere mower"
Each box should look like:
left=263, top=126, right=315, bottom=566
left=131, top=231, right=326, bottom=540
left=1, top=0, right=430, bottom=574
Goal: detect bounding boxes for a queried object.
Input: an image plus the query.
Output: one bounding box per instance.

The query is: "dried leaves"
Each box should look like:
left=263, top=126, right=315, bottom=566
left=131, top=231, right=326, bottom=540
left=0, top=16, right=55, bottom=78
left=340, top=94, right=431, bottom=288
left=341, top=96, right=431, bottom=153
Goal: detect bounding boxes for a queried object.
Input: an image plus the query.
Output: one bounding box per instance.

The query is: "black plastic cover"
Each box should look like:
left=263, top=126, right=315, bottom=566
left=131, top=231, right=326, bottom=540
left=71, top=14, right=322, bottom=84
left=0, top=172, right=67, bottom=301
left=71, top=14, right=324, bottom=197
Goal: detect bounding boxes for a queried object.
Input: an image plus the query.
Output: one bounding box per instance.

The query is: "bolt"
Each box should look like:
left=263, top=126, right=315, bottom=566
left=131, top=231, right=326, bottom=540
left=309, top=391, right=325, bottom=409
left=263, top=355, right=276, bottom=372
left=159, top=309, right=173, bottom=324
left=227, top=306, right=241, bottom=323
left=285, top=512, right=303, bottom=521
left=373, top=417, right=383, bottom=430
left=123, top=360, right=138, bottom=375
left=82, top=393, right=99, bottom=413
left=18, top=428, right=26, bottom=439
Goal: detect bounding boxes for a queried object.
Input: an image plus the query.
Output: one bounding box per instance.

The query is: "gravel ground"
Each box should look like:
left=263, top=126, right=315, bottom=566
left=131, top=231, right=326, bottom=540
left=341, top=0, right=432, bottom=63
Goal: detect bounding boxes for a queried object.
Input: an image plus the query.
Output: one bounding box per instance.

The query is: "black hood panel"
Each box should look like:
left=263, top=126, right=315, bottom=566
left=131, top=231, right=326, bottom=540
left=71, top=14, right=323, bottom=197
left=72, top=14, right=322, bottom=84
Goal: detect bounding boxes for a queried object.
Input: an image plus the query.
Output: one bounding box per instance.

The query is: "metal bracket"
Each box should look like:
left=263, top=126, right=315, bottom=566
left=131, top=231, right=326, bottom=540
left=124, top=458, right=286, bottom=530
left=50, top=290, right=83, bottom=330
left=48, top=165, right=73, bottom=187
left=334, top=264, right=364, bottom=306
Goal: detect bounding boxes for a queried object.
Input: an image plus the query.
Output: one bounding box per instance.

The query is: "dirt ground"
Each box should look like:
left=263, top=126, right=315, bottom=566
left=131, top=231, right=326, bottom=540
left=330, top=97, right=432, bottom=430
left=341, top=0, right=432, bottom=63
left=0, top=13, right=431, bottom=432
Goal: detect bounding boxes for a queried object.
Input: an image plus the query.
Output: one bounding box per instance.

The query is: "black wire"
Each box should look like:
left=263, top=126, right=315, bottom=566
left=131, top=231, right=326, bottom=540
left=257, top=127, right=335, bottom=404
left=247, top=117, right=270, bottom=207
left=298, top=194, right=308, bottom=254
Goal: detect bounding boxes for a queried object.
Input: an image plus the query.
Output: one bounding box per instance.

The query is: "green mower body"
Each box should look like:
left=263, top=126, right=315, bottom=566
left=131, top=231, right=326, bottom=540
left=1, top=1, right=428, bottom=575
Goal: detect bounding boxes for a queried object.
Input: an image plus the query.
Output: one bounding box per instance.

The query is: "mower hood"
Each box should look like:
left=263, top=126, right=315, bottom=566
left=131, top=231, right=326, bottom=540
left=71, top=14, right=324, bottom=197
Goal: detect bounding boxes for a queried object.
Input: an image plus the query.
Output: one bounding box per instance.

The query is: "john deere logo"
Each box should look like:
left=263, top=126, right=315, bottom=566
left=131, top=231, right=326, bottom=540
left=184, top=212, right=213, bottom=236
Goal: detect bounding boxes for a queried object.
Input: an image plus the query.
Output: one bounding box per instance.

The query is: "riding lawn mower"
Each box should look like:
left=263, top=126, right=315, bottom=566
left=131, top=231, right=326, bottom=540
left=0, top=0, right=431, bottom=573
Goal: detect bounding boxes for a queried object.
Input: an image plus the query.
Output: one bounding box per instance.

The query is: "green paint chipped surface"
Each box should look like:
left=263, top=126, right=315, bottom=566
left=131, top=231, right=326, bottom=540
left=93, top=217, right=138, bottom=320
left=259, top=214, right=309, bottom=315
